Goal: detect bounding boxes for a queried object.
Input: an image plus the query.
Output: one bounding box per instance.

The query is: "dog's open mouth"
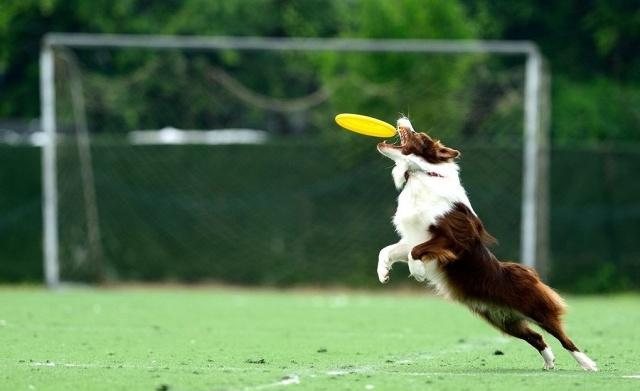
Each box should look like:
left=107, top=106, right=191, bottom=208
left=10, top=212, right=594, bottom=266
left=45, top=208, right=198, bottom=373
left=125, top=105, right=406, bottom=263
left=397, top=125, right=411, bottom=145
left=380, top=125, right=411, bottom=149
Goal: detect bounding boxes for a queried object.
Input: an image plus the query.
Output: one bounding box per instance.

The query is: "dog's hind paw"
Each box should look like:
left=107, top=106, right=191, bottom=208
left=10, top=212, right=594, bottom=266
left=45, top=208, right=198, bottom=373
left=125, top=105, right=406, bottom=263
left=571, top=352, right=598, bottom=372
left=408, top=259, right=427, bottom=282
left=541, top=347, right=555, bottom=371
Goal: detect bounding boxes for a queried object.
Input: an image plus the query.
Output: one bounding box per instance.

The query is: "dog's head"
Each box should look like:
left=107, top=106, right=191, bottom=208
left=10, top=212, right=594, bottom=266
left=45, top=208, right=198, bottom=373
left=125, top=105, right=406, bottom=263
left=377, top=117, right=459, bottom=164
left=377, top=117, right=460, bottom=190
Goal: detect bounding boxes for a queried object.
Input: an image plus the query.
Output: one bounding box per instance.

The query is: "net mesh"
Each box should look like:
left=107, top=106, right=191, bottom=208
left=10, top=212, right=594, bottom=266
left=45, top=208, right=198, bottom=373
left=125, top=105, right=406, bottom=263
left=52, top=46, right=530, bottom=285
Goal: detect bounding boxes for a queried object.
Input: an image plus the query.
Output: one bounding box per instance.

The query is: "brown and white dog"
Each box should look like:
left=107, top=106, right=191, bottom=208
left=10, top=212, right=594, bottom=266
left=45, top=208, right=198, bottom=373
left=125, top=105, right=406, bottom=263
left=376, top=117, right=597, bottom=371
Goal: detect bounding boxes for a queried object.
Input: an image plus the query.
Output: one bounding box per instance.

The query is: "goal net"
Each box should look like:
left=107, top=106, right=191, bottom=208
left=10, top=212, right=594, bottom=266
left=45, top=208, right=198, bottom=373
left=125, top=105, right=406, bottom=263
left=40, top=35, right=549, bottom=286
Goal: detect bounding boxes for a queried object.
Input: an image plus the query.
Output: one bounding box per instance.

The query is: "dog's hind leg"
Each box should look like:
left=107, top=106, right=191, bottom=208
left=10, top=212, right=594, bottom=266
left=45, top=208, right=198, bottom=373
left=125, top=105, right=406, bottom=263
left=476, top=308, right=555, bottom=370
left=538, top=317, right=598, bottom=371
left=408, top=235, right=456, bottom=282
left=410, top=234, right=457, bottom=264
left=505, top=321, right=556, bottom=370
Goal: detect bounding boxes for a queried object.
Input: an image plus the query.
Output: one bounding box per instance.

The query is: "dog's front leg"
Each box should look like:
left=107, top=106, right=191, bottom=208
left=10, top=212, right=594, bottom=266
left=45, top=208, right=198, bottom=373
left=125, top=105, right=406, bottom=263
left=377, top=242, right=410, bottom=283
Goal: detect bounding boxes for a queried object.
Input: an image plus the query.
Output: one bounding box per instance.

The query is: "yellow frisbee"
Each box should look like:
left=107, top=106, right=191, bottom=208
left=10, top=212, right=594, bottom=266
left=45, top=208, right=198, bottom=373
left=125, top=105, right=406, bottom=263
left=335, top=113, right=396, bottom=138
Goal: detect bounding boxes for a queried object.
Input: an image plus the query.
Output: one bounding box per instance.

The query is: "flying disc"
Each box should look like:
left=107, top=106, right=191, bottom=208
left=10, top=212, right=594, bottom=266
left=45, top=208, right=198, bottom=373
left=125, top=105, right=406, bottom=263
left=335, top=113, right=397, bottom=138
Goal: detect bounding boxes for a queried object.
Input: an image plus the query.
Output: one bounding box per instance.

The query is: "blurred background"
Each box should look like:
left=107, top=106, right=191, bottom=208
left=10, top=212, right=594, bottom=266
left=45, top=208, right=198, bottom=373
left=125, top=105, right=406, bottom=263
left=0, top=0, right=638, bottom=293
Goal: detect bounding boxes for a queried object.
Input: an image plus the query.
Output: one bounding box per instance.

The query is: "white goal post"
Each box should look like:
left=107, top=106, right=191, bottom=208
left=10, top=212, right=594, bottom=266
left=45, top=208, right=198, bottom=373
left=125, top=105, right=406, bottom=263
left=39, top=33, right=549, bottom=288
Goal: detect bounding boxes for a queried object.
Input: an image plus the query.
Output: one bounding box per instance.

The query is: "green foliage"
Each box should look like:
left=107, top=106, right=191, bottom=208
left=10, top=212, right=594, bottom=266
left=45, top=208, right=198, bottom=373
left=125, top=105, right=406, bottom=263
left=463, top=0, right=640, bottom=81
left=0, top=0, right=345, bottom=117
left=318, top=0, right=481, bottom=138
left=463, top=1, right=640, bottom=144
left=2, top=0, right=639, bottom=142
left=553, top=76, right=640, bottom=144
left=40, top=0, right=489, bottom=139
left=338, top=0, right=476, bottom=39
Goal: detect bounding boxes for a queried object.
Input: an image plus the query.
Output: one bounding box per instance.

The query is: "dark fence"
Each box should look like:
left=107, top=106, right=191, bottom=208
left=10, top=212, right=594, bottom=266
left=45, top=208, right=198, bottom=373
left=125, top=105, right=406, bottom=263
left=0, top=143, right=638, bottom=292
left=0, top=146, right=42, bottom=281
left=549, top=145, right=640, bottom=292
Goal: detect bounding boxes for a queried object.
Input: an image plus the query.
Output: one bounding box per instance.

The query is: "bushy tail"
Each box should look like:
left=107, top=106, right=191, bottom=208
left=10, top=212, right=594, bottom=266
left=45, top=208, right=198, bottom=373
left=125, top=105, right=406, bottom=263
left=539, top=282, right=568, bottom=315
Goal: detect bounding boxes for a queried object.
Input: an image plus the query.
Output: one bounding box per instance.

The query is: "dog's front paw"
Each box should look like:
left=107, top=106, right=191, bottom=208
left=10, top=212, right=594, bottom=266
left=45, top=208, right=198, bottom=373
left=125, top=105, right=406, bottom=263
left=408, top=259, right=427, bottom=282
left=377, top=249, right=391, bottom=284
left=377, top=265, right=390, bottom=284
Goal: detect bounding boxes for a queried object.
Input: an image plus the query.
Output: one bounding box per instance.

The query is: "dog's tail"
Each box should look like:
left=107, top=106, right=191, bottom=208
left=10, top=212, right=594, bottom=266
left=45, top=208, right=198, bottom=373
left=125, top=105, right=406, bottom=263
left=539, top=282, right=568, bottom=315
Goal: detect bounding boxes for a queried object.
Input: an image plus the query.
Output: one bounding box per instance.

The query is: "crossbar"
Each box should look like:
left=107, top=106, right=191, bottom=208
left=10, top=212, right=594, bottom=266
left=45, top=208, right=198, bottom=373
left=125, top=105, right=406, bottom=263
left=44, top=33, right=538, bottom=55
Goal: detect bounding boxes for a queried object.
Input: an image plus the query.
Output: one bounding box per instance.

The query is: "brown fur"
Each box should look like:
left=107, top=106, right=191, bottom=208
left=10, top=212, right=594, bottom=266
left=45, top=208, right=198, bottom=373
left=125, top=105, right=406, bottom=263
left=411, top=202, right=580, bottom=354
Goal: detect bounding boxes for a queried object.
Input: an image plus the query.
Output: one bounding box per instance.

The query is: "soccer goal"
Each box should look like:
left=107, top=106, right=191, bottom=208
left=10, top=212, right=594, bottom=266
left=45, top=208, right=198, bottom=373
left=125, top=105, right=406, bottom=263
left=40, top=34, right=549, bottom=287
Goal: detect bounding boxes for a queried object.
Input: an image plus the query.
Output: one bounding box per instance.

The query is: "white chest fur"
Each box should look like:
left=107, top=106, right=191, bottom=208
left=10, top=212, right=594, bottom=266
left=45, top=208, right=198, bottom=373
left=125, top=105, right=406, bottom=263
left=392, top=169, right=471, bottom=247
left=393, top=173, right=464, bottom=298
left=393, top=178, right=451, bottom=246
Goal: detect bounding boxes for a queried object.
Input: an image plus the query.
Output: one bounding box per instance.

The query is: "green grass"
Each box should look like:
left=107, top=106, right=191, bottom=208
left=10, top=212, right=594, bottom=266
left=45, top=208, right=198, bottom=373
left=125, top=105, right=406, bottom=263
left=0, top=287, right=638, bottom=391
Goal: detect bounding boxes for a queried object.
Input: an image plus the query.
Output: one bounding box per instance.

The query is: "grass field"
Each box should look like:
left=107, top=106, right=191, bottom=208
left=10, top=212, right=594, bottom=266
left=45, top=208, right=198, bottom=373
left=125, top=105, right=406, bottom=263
left=0, top=287, right=638, bottom=391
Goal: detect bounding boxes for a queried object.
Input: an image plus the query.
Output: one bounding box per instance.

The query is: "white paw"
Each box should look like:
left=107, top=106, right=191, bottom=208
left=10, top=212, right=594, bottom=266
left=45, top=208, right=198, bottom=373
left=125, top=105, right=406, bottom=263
left=580, top=360, right=598, bottom=372
left=377, top=265, right=390, bottom=284
left=541, top=347, right=555, bottom=370
left=408, top=259, right=427, bottom=282
left=377, top=249, right=391, bottom=284
left=571, top=351, right=598, bottom=372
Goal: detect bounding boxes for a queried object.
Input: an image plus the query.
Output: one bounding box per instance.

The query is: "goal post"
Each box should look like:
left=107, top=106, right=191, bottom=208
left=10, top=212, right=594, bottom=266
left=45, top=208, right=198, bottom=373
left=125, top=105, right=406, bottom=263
left=40, top=34, right=549, bottom=288
left=40, top=44, right=59, bottom=287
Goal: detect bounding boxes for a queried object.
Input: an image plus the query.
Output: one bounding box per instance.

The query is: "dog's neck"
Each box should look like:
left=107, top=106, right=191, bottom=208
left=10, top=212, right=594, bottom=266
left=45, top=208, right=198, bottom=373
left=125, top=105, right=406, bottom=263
left=404, top=169, right=444, bottom=181
left=391, top=157, right=462, bottom=190
left=398, top=169, right=444, bottom=192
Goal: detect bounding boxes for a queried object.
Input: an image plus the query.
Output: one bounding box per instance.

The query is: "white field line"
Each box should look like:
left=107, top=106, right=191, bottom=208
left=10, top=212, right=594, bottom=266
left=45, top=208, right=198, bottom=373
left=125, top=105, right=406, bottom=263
left=17, top=324, right=410, bottom=339
left=25, top=361, right=633, bottom=380
left=241, top=375, right=300, bottom=391
left=235, top=336, right=638, bottom=391
left=23, top=339, right=635, bottom=391
left=27, top=361, right=256, bottom=372
left=378, top=370, right=616, bottom=378
left=21, top=337, right=489, bottom=374
left=18, top=340, right=498, bottom=391
left=236, top=337, right=508, bottom=390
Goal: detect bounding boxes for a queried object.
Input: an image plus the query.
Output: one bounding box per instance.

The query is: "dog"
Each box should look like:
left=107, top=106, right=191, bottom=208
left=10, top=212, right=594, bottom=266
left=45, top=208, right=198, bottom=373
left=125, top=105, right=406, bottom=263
left=376, top=117, right=597, bottom=371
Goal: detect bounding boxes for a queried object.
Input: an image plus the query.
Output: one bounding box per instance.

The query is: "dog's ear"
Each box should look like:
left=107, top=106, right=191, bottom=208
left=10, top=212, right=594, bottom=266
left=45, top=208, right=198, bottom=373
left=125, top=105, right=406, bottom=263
left=437, top=146, right=460, bottom=161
